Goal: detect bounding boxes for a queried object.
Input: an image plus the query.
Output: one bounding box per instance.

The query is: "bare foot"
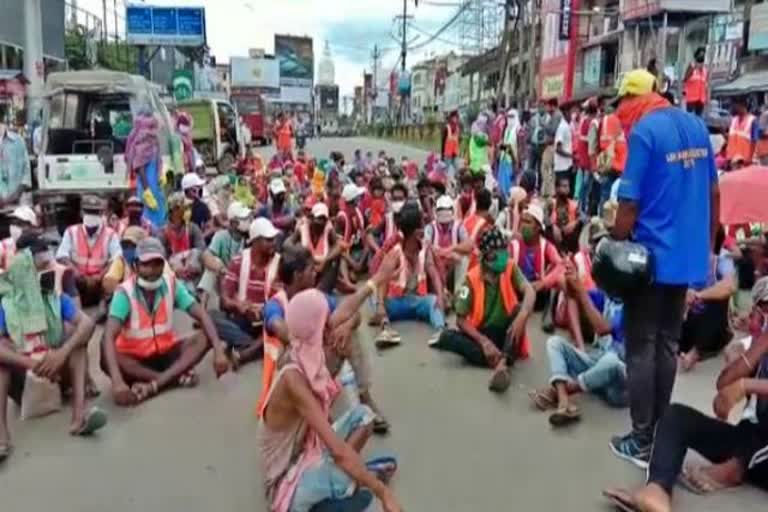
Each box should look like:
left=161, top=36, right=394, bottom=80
left=634, top=483, right=672, bottom=512
left=679, top=350, right=700, bottom=372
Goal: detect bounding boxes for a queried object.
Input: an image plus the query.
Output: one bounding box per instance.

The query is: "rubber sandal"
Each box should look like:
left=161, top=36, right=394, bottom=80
left=528, top=388, right=557, bottom=411
left=549, top=405, right=581, bottom=427
left=372, top=415, right=390, bottom=435
left=178, top=371, right=199, bottom=388
left=73, top=407, right=108, bottom=436
left=366, top=455, right=398, bottom=483
left=678, top=466, right=731, bottom=495
left=488, top=368, right=511, bottom=393
left=375, top=327, right=401, bottom=349
left=602, top=488, right=641, bottom=512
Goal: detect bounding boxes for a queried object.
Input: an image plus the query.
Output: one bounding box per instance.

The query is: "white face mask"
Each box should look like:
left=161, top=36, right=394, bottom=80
left=391, top=200, right=405, bottom=213
left=9, top=225, right=23, bottom=242
left=137, top=276, right=164, bottom=290
left=436, top=210, right=453, bottom=224
left=82, top=213, right=102, bottom=229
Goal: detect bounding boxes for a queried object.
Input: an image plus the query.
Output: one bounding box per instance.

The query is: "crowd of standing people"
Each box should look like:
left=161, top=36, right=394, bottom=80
left=0, top=65, right=767, bottom=512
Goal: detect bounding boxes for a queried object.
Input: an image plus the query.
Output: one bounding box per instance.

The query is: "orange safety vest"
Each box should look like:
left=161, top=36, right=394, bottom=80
left=684, top=66, right=708, bottom=105
left=337, top=207, right=365, bottom=245
left=0, top=238, right=16, bottom=271
left=115, top=275, right=177, bottom=358
left=237, top=250, right=281, bottom=302
left=429, top=220, right=460, bottom=249
left=463, top=213, right=488, bottom=268
left=256, top=289, right=288, bottom=418
left=465, top=261, right=530, bottom=359
left=277, top=122, right=293, bottom=151
left=727, top=114, right=756, bottom=162
left=444, top=124, right=460, bottom=158
left=551, top=199, right=578, bottom=226
left=599, top=114, right=627, bottom=173
left=386, top=243, right=428, bottom=298
left=68, top=224, right=115, bottom=277
left=300, top=222, right=332, bottom=262
left=454, top=196, right=476, bottom=222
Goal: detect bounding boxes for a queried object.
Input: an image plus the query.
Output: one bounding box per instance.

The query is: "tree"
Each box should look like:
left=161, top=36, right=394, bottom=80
left=64, top=27, right=89, bottom=70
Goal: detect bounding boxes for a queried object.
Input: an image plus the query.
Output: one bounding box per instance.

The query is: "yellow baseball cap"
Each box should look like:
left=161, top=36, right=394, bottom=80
left=617, top=69, right=657, bottom=98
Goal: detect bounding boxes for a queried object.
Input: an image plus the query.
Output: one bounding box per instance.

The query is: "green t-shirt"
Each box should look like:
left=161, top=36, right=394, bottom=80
left=454, top=265, right=529, bottom=330
left=208, top=229, right=244, bottom=265
left=109, top=276, right=196, bottom=322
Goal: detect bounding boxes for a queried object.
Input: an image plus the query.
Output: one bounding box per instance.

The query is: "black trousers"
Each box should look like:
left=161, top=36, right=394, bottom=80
left=649, top=403, right=768, bottom=494
left=679, top=300, right=732, bottom=357
left=433, top=323, right=518, bottom=367
left=624, top=284, right=687, bottom=442
left=686, top=102, right=705, bottom=117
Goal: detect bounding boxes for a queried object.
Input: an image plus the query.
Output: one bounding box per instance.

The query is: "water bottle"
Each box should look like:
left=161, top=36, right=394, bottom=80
left=339, top=361, right=359, bottom=407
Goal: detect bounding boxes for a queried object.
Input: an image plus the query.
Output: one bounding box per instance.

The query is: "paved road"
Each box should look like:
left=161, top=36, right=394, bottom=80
left=0, top=138, right=763, bottom=511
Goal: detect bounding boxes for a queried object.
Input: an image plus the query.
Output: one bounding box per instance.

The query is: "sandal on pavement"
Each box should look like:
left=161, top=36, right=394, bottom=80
left=488, top=367, right=511, bottom=393
left=528, top=388, right=557, bottom=411
left=178, top=371, right=199, bottom=388
left=372, top=415, right=390, bottom=435
left=375, top=327, right=402, bottom=349
left=678, top=465, right=732, bottom=495
left=602, top=488, right=642, bottom=512
left=72, top=407, right=108, bottom=436
left=549, top=404, right=581, bottom=427
left=366, top=455, right=398, bottom=484
left=131, top=381, right=158, bottom=403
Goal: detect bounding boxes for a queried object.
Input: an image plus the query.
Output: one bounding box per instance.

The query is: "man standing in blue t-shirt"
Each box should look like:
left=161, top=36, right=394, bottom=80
left=610, top=69, right=720, bottom=467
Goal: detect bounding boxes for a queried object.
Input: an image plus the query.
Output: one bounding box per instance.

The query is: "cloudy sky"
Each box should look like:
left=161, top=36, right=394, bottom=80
left=78, top=0, right=459, bottom=99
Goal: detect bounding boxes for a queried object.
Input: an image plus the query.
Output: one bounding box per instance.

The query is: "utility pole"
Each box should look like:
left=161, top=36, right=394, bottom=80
left=528, top=0, right=538, bottom=103
left=400, top=0, right=408, bottom=72
left=23, top=0, right=44, bottom=124
left=372, top=44, right=381, bottom=124
left=102, top=0, right=108, bottom=42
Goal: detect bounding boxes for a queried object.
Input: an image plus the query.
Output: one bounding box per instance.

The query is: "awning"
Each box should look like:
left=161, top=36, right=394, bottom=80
left=713, top=70, right=768, bottom=96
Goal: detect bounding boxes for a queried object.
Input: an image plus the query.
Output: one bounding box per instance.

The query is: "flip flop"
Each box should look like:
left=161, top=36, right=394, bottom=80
left=602, top=488, right=641, bottom=512
left=131, top=381, right=158, bottom=403
left=73, top=407, right=108, bottom=436
left=678, top=465, right=732, bottom=495
left=366, top=455, right=398, bottom=483
left=372, top=415, right=390, bottom=435
left=528, top=388, right=557, bottom=411
left=375, top=328, right=402, bottom=349
left=549, top=404, right=581, bottom=427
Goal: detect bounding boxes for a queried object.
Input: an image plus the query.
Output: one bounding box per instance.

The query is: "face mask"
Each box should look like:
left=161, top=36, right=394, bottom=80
left=137, top=276, right=163, bottom=290
left=436, top=210, right=453, bottom=224
left=391, top=200, right=405, bottom=213
left=39, top=270, right=55, bottom=294
left=82, top=213, right=102, bottom=229
left=122, top=247, right=137, bottom=265
left=9, top=225, right=23, bottom=242
left=485, top=251, right=509, bottom=274
left=521, top=225, right=535, bottom=243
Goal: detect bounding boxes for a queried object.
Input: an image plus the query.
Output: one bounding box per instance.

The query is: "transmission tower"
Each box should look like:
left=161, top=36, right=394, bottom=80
left=458, top=0, right=505, bottom=55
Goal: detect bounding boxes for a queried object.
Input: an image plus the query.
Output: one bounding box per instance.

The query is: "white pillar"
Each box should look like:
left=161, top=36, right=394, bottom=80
left=23, top=0, right=45, bottom=124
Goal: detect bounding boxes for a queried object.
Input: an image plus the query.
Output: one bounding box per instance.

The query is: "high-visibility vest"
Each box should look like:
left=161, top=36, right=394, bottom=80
left=429, top=220, right=460, bottom=249
left=575, top=116, right=592, bottom=170
left=300, top=222, right=332, bottom=262
left=337, top=206, right=365, bottom=245
left=277, top=122, right=293, bottom=151
left=0, top=238, right=15, bottom=271
left=510, top=238, right=548, bottom=280
left=465, top=260, right=530, bottom=359
left=727, top=114, right=756, bottom=162
left=573, top=248, right=596, bottom=291
left=68, top=224, right=115, bottom=277
left=444, top=124, right=460, bottom=158
left=256, top=289, right=288, bottom=418
left=164, top=224, right=191, bottom=255
left=551, top=199, right=578, bottom=226
left=237, top=249, right=280, bottom=302
left=463, top=213, right=488, bottom=268
left=599, top=114, right=627, bottom=173
left=684, top=66, right=708, bottom=105
left=115, top=275, right=177, bottom=358
left=386, top=243, right=428, bottom=298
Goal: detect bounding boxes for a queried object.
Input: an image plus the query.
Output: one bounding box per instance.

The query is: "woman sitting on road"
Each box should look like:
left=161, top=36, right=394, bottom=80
left=603, top=276, right=768, bottom=512
left=260, top=251, right=402, bottom=512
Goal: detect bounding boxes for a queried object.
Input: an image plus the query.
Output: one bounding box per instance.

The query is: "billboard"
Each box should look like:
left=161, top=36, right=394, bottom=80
left=126, top=5, right=206, bottom=46
left=274, top=35, right=314, bottom=87
left=540, top=0, right=580, bottom=101
left=317, top=85, right=339, bottom=112
left=172, top=70, right=194, bottom=101
left=230, top=57, right=280, bottom=90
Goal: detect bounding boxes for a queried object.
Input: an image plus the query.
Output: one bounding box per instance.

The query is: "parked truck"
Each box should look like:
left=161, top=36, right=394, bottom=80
left=230, top=89, right=271, bottom=146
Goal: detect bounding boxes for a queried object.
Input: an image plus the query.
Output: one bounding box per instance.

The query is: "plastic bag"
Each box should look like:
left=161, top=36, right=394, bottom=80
left=591, top=237, right=654, bottom=299
left=20, top=353, right=62, bottom=420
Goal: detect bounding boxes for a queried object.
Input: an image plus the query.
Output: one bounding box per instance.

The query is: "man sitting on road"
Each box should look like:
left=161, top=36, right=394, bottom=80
left=529, top=258, right=627, bottom=427
left=256, top=178, right=295, bottom=234
left=455, top=172, right=476, bottom=222
left=550, top=175, right=581, bottom=253
left=0, top=205, right=39, bottom=271
left=365, top=182, right=407, bottom=256
left=115, top=196, right=153, bottom=236
left=102, top=226, right=147, bottom=302
left=101, top=238, right=229, bottom=406
left=211, top=218, right=281, bottom=368
left=463, top=188, right=495, bottom=269
left=431, top=227, right=535, bottom=393
left=182, top=172, right=215, bottom=240
left=0, top=234, right=105, bottom=457
left=288, top=202, right=352, bottom=294
left=371, top=202, right=447, bottom=346
left=56, top=195, right=122, bottom=309
left=158, top=192, right=206, bottom=293
left=337, top=182, right=368, bottom=276
left=198, top=201, right=252, bottom=307
left=425, top=195, right=473, bottom=299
